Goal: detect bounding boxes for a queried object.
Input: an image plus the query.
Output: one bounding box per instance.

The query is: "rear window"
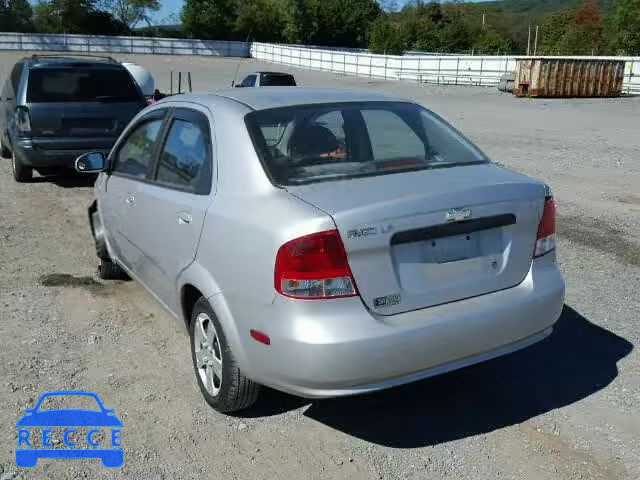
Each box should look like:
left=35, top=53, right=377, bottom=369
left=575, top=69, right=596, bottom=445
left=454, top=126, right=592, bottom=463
left=245, top=102, right=488, bottom=185
left=27, top=67, right=141, bottom=103
left=261, top=74, right=296, bottom=87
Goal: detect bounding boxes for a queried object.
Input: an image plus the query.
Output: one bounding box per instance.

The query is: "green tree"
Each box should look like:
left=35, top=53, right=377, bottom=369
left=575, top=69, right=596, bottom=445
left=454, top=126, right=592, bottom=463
left=473, top=29, right=511, bottom=54
left=99, top=0, right=160, bottom=31
left=0, top=0, right=34, bottom=32
left=34, top=0, right=127, bottom=34
left=181, top=0, right=234, bottom=39
left=610, top=0, right=640, bottom=54
left=368, top=16, right=406, bottom=54
left=540, top=10, right=573, bottom=54
left=234, top=0, right=287, bottom=42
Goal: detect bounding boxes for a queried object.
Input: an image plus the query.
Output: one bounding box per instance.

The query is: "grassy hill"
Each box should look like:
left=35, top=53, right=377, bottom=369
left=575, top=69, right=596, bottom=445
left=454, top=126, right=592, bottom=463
left=484, top=0, right=618, bottom=15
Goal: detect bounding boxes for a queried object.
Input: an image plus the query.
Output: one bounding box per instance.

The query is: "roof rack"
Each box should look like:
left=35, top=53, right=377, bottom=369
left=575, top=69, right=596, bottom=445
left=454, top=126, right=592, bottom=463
left=29, top=54, right=118, bottom=63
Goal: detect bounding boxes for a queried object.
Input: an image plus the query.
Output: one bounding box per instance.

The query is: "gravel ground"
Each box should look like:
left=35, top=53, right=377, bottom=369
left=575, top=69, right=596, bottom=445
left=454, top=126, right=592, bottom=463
left=0, top=52, right=639, bottom=480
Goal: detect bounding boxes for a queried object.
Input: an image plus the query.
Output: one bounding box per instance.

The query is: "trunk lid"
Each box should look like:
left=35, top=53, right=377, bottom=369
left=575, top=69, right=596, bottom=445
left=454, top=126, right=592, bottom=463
left=286, top=164, right=545, bottom=315
left=27, top=102, right=143, bottom=141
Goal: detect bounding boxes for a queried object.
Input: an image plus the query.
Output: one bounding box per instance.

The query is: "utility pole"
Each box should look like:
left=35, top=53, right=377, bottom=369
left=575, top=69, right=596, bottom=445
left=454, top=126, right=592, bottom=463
left=534, top=25, right=539, bottom=56
left=527, top=25, right=531, bottom=56
left=482, top=13, right=486, bottom=31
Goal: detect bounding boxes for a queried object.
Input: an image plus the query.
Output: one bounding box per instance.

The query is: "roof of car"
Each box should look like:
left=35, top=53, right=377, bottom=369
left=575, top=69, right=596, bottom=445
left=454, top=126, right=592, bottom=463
left=23, top=55, right=120, bottom=67
left=253, top=71, right=294, bottom=76
left=183, top=88, right=410, bottom=111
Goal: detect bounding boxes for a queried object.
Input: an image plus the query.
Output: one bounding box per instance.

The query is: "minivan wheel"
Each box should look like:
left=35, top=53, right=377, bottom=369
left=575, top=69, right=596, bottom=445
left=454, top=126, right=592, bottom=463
left=97, top=259, right=127, bottom=280
left=190, top=297, right=260, bottom=413
left=12, top=150, right=32, bottom=182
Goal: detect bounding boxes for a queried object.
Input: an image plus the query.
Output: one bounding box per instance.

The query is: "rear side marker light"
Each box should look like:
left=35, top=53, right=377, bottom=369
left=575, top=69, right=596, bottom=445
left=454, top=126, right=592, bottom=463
left=274, top=230, right=357, bottom=300
left=250, top=330, right=270, bottom=345
left=534, top=196, right=556, bottom=258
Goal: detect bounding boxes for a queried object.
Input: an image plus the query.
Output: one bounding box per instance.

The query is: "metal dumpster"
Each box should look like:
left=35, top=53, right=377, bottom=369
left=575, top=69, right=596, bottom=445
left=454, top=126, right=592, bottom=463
left=514, top=58, right=625, bottom=98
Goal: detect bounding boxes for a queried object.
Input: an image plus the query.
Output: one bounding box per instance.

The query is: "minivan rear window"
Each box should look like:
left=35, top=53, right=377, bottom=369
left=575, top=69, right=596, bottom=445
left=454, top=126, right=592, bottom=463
left=27, top=67, right=141, bottom=103
left=245, top=102, right=488, bottom=186
left=260, top=74, right=296, bottom=87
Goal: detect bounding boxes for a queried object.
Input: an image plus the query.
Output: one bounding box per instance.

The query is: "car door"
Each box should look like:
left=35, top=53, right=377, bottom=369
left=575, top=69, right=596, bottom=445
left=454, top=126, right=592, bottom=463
left=122, top=106, right=215, bottom=312
left=100, top=108, right=169, bottom=274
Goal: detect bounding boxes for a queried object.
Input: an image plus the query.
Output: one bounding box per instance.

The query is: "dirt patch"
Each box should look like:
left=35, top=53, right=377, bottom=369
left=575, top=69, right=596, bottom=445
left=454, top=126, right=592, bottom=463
left=39, top=273, right=103, bottom=290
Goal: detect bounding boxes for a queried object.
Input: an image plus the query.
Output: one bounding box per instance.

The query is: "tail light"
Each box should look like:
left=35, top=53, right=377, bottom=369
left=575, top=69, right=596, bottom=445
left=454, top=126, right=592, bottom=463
left=274, top=230, right=357, bottom=299
left=534, top=196, right=556, bottom=258
left=15, top=107, right=31, bottom=134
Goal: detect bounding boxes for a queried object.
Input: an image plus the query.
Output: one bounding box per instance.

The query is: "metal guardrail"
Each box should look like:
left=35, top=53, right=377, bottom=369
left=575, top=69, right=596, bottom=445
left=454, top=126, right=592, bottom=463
left=0, top=32, right=249, bottom=57
left=251, top=42, right=640, bottom=94
left=0, top=33, right=637, bottom=93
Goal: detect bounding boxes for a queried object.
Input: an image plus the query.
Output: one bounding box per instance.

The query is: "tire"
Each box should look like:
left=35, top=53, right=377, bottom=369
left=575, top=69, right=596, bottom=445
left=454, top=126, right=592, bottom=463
left=92, top=211, right=111, bottom=261
left=190, top=296, right=260, bottom=413
left=506, top=80, right=515, bottom=94
left=11, top=149, right=32, bottom=182
left=0, top=135, right=10, bottom=158
left=97, top=259, right=127, bottom=280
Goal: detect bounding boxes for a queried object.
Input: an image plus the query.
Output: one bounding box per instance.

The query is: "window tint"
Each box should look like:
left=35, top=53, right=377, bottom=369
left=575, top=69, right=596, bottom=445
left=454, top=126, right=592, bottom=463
left=246, top=102, right=487, bottom=185
left=242, top=75, right=256, bottom=87
left=261, top=74, right=296, bottom=87
left=26, top=67, right=140, bottom=103
left=156, top=118, right=210, bottom=193
left=113, top=119, right=163, bottom=178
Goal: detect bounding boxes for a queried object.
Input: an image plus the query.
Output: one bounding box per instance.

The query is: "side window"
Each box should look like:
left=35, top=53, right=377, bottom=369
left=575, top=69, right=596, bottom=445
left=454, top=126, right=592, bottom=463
left=242, top=75, right=257, bottom=87
left=10, top=63, right=23, bottom=93
left=113, top=118, right=164, bottom=179
left=155, top=112, right=211, bottom=194
left=361, top=110, right=425, bottom=162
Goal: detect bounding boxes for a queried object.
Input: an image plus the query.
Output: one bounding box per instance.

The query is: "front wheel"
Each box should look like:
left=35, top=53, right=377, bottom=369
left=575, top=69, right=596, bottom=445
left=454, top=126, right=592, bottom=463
left=12, top=150, right=32, bottom=182
left=190, top=297, right=260, bottom=413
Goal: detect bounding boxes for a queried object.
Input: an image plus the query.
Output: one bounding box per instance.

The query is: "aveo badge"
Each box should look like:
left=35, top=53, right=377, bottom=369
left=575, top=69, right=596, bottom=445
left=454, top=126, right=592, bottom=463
left=15, top=391, right=123, bottom=468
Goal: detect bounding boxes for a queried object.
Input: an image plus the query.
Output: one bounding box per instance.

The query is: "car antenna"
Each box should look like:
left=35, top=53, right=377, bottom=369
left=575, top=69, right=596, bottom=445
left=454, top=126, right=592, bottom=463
left=231, top=29, right=252, bottom=87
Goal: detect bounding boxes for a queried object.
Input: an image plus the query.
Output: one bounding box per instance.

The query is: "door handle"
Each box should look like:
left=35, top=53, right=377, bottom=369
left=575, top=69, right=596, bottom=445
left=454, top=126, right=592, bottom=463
left=177, top=212, right=192, bottom=225
left=125, top=194, right=135, bottom=205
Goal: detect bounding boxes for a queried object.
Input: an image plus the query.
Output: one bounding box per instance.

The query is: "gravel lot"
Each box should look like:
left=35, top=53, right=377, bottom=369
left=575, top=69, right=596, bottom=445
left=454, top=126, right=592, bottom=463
left=0, top=52, right=639, bottom=480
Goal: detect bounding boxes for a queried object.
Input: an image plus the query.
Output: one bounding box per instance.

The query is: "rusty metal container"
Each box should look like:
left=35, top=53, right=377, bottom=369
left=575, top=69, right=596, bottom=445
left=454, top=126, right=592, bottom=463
left=514, top=58, right=625, bottom=98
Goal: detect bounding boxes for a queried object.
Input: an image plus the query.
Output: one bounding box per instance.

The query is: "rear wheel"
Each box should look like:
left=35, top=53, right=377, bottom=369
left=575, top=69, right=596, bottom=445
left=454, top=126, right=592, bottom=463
left=98, top=259, right=127, bottom=280
left=190, top=297, right=259, bottom=413
left=11, top=149, right=32, bottom=182
left=0, top=136, right=10, bottom=158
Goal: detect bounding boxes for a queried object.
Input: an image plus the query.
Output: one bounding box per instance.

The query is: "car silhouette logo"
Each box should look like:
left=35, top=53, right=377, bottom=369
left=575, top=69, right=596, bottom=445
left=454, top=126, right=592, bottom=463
left=15, top=391, right=123, bottom=468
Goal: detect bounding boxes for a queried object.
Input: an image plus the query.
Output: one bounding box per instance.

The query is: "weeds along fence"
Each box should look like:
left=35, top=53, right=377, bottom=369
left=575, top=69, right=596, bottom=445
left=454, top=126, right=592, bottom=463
left=251, top=42, right=640, bottom=94
left=0, top=33, right=638, bottom=93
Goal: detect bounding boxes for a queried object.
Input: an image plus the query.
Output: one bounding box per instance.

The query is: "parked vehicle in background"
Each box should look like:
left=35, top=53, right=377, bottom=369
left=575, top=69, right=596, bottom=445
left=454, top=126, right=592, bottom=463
left=75, top=88, right=565, bottom=413
left=0, top=55, right=147, bottom=182
left=235, top=71, right=297, bottom=87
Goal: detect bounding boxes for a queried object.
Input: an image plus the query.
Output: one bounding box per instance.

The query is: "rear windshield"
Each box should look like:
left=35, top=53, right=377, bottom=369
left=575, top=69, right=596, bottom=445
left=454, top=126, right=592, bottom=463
left=261, top=74, right=296, bottom=87
left=245, top=102, right=488, bottom=185
left=27, top=67, right=141, bottom=103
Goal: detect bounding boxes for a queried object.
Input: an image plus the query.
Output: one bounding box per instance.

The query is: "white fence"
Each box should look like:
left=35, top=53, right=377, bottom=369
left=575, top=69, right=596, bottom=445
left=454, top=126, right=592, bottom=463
left=0, top=32, right=249, bottom=57
left=1, top=32, right=638, bottom=93
left=251, top=42, right=640, bottom=94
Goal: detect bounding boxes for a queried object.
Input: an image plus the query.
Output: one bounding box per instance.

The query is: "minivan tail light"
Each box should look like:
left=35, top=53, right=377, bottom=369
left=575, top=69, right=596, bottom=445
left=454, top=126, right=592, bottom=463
left=534, top=196, right=556, bottom=258
left=274, top=230, right=357, bottom=299
left=15, top=107, right=31, bottom=134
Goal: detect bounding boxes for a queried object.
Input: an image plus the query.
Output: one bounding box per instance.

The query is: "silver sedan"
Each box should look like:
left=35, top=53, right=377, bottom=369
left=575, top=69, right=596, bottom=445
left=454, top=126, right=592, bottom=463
left=76, top=88, right=565, bottom=412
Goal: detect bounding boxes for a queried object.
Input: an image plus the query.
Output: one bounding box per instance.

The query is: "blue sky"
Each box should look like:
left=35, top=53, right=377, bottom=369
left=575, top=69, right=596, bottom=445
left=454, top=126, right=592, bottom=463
left=155, top=0, right=492, bottom=23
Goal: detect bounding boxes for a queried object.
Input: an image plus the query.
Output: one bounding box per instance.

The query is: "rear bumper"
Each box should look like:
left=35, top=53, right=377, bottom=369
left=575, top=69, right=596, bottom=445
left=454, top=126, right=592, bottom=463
left=13, top=137, right=113, bottom=167
left=237, top=257, right=565, bottom=398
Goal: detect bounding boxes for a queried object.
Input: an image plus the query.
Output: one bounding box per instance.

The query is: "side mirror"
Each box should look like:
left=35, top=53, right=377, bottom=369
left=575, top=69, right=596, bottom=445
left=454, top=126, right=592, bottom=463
left=235, top=84, right=242, bottom=88
left=75, top=152, right=106, bottom=173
